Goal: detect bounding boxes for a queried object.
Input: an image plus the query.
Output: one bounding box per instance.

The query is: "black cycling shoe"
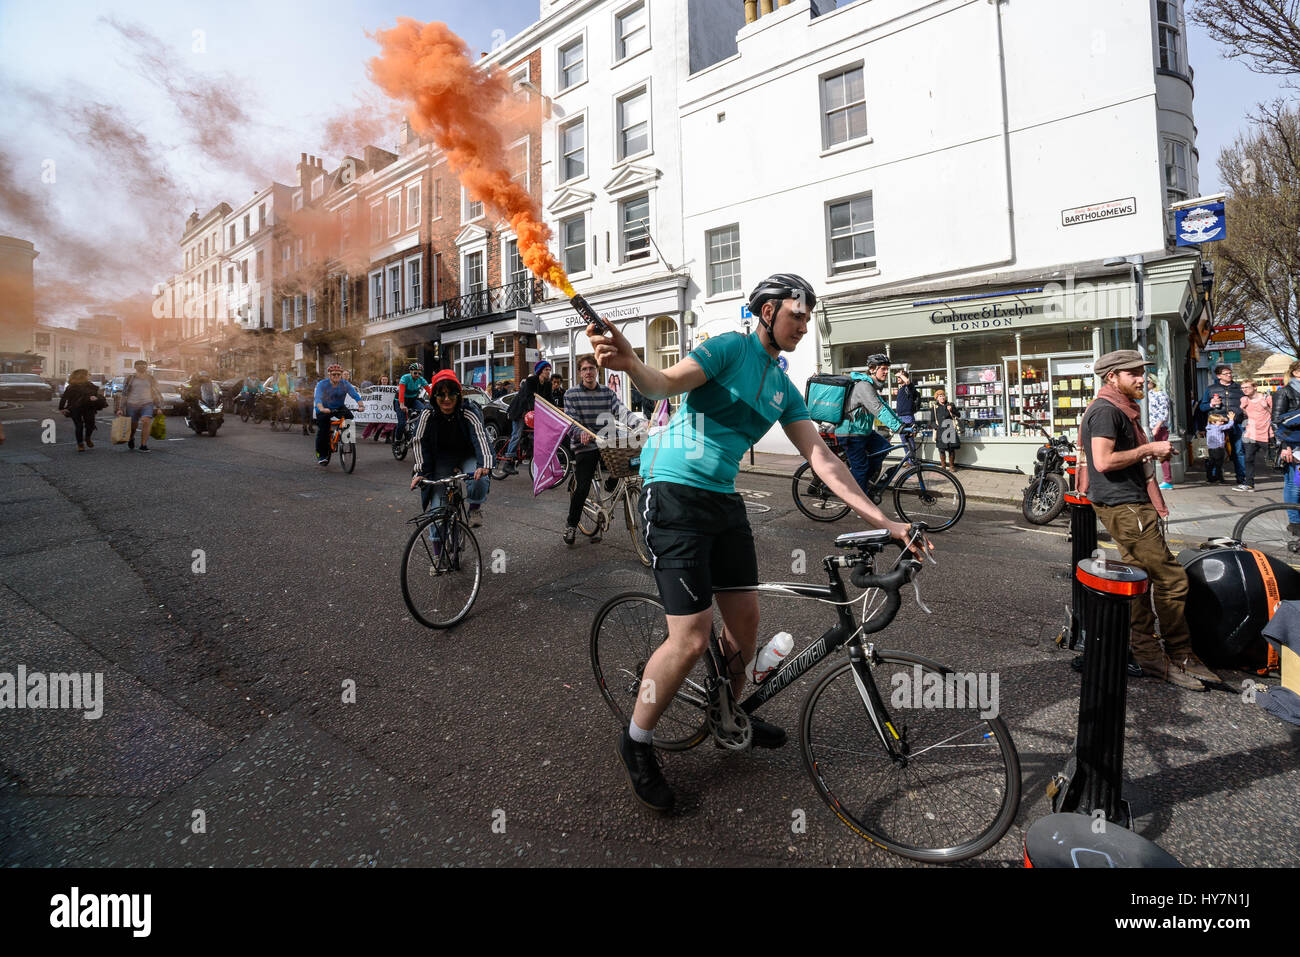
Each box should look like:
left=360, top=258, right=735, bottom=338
left=617, top=729, right=674, bottom=812
left=749, top=714, right=787, bottom=749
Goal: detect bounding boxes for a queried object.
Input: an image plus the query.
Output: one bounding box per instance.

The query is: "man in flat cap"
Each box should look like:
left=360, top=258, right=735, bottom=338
left=1077, top=349, right=1220, bottom=691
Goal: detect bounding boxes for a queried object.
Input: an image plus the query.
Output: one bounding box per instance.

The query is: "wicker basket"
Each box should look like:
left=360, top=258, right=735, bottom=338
left=598, top=441, right=641, bottom=479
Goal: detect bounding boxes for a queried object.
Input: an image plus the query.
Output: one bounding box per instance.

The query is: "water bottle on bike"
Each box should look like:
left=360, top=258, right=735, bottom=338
left=751, top=632, right=794, bottom=684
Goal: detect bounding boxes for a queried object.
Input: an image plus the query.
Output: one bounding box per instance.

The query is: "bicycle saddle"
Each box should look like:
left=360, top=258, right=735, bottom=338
left=834, top=529, right=891, bottom=550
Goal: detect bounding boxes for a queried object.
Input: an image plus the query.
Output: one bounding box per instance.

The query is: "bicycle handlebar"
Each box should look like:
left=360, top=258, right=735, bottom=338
left=419, top=472, right=472, bottom=487
left=850, top=559, right=922, bottom=636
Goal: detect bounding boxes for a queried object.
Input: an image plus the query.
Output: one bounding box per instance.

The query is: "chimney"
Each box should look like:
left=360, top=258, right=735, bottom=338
left=745, top=0, right=757, bottom=22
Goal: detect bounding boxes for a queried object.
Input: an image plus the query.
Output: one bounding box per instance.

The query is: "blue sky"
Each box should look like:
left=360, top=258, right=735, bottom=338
left=0, top=0, right=1292, bottom=316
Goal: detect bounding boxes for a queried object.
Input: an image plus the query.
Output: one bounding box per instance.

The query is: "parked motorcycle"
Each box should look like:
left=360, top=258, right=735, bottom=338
left=184, top=377, right=225, bottom=437
left=1022, top=430, right=1075, bottom=524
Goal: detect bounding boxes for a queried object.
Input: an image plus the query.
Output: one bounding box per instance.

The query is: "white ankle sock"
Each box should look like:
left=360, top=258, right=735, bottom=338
left=628, top=719, right=654, bottom=744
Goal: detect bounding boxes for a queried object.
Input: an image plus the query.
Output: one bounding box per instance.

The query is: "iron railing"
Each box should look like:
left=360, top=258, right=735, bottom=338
left=442, top=278, right=544, bottom=322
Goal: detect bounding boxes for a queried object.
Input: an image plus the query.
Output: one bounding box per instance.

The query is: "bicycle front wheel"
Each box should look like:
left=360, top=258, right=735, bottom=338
left=591, top=593, right=709, bottom=751
left=792, top=462, right=851, bottom=522
left=892, top=464, right=965, bottom=532
left=275, top=406, right=292, bottom=432
left=401, top=516, right=483, bottom=629
left=338, top=437, right=356, bottom=473
left=1232, top=501, right=1300, bottom=566
left=800, top=652, right=1020, bottom=863
left=578, top=486, right=602, bottom=537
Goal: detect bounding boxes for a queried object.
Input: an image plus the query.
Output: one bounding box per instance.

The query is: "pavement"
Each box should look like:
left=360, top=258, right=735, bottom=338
left=1, top=400, right=1297, bottom=869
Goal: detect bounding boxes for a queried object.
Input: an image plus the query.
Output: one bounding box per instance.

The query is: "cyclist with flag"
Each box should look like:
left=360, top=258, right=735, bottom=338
left=561, top=355, right=646, bottom=546
left=587, top=273, right=925, bottom=812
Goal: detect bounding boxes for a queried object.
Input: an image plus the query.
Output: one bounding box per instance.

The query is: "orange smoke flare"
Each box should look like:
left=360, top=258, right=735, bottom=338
left=369, top=19, right=574, bottom=298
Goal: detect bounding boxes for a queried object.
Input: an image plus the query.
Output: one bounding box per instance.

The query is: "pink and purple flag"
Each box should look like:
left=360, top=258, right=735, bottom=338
left=531, top=397, right=570, bottom=496
left=653, top=399, right=671, bottom=428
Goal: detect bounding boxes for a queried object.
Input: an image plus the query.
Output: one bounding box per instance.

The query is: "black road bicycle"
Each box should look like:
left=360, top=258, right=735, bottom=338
left=591, top=527, right=1020, bottom=863
left=401, top=473, right=483, bottom=629
left=792, top=429, right=966, bottom=532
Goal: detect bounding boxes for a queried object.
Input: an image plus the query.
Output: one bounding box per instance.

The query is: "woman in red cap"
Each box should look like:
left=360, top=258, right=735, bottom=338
left=407, top=370, right=493, bottom=527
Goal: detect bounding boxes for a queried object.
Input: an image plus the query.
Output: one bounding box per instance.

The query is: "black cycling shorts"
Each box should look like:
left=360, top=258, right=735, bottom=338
left=640, top=481, right=758, bottom=616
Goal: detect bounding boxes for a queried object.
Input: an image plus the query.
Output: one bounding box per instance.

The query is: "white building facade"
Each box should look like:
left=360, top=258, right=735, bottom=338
left=496, top=0, right=746, bottom=392
left=680, top=0, right=1205, bottom=468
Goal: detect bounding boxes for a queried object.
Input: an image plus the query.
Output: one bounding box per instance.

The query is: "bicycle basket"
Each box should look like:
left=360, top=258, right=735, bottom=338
left=597, top=441, right=641, bottom=479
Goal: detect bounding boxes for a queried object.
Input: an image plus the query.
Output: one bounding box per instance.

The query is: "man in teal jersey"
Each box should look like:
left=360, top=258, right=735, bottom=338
left=588, top=273, right=922, bottom=812
left=397, top=362, right=430, bottom=440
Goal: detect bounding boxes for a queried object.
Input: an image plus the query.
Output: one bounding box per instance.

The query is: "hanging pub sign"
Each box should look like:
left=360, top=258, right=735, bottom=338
left=1175, top=201, right=1227, bottom=246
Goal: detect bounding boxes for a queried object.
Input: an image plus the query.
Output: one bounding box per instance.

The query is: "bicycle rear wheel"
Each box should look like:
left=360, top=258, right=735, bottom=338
left=800, top=651, right=1020, bottom=863
left=590, top=593, right=709, bottom=751
left=401, top=515, right=483, bottom=629
left=275, top=405, right=292, bottom=432
left=792, top=462, right=852, bottom=522
left=892, top=464, right=965, bottom=532
left=624, top=486, right=651, bottom=567
left=490, top=437, right=511, bottom=479
left=1232, top=502, right=1300, bottom=566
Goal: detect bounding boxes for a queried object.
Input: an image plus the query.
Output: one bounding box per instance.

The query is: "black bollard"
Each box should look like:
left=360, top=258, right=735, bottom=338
left=1052, top=556, right=1148, bottom=826
left=1063, top=491, right=1097, bottom=651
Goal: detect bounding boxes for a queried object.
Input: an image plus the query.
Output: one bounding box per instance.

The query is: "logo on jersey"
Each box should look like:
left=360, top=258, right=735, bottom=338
left=770, top=390, right=784, bottom=409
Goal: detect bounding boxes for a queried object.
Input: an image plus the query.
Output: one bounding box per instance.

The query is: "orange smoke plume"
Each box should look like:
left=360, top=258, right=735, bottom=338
left=368, top=19, right=574, bottom=297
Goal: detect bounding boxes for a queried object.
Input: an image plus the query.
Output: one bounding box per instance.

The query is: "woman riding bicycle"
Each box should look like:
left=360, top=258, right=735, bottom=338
left=408, top=370, right=493, bottom=529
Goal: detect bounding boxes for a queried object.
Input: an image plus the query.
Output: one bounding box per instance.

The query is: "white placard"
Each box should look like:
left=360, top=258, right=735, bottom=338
left=349, top=386, right=398, bottom=424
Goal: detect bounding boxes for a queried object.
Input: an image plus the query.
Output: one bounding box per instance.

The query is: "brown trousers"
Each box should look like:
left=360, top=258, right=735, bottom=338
left=1092, top=502, right=1191, bottom=659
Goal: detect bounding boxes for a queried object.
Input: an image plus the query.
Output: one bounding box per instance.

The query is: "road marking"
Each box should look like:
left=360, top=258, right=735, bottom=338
left=2, top=419, right=39, bottom=425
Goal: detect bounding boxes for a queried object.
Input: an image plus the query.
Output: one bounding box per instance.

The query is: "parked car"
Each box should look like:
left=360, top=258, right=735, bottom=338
left=105, top=376, right=127, bottom=401
left=0, top=373, right=55, bottom=402
left=463, top=386, right=510, bottom=446
left=150, top=368, right=190, bottom=415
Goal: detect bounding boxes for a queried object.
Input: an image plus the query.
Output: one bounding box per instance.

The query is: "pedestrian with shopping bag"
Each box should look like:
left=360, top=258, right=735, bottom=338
left=116, top=359, right=164, bottom=452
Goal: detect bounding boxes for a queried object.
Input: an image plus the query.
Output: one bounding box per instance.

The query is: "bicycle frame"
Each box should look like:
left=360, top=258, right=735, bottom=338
left=414, top=478, right=470, bottom=560
left=329, top=415, right=355, bottom=451
left=713, top=556, right=907, bottom=759
left=819, top=431, right=920, bottom=496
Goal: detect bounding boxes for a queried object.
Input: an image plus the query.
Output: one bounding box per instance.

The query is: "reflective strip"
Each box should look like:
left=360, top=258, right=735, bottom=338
left=1076, top=565, right=1149, bottom=596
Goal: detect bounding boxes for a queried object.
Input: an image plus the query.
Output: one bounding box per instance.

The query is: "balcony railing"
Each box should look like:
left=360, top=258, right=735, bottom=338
left=367, top=302, right=432, bottom=325
left=442, top=278, right=544, bottom=322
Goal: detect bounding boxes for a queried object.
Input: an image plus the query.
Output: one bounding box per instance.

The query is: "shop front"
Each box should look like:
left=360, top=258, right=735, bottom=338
left=440, top=313, right=537, bottom=395
left=531, top=275, right=688, bottom=410
left=821, top=256, right=1203, bottom=478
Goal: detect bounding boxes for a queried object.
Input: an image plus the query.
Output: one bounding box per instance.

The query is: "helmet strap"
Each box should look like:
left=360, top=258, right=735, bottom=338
left=757, top=301, right=777, bottom=348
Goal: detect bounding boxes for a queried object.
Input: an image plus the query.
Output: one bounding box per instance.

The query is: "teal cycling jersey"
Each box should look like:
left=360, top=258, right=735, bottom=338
left=640, top=332, right=810, bottom=494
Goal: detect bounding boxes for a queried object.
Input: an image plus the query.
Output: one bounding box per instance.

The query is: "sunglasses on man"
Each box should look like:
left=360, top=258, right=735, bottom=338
left=433, top=388, right=460, bottom=399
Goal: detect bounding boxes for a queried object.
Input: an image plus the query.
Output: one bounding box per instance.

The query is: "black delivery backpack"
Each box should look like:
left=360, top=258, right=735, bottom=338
left=1177, top=545, right=1300, bottom=669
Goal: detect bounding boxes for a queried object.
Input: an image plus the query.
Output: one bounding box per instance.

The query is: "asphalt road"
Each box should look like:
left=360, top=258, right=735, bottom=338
left=1, top=402, right=1297, bottom=867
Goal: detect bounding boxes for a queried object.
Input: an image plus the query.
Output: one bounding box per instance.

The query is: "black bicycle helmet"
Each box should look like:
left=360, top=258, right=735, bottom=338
left=748, top=273, right=817, bottom=320
left=865, top=353, right=890, bottom=370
